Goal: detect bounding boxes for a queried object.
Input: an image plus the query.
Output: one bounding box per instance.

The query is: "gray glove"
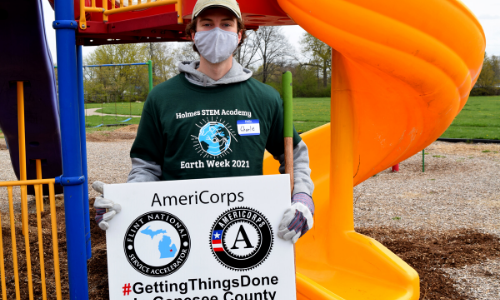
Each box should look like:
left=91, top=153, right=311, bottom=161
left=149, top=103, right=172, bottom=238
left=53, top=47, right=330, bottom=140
left=278, top=193, right=314, bottom=243
left=92, top=181, right=122, bottom=230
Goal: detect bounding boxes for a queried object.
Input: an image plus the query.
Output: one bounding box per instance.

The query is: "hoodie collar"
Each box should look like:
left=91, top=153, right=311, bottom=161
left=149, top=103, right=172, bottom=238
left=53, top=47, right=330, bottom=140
left=178, top=58, right=253, bottom=87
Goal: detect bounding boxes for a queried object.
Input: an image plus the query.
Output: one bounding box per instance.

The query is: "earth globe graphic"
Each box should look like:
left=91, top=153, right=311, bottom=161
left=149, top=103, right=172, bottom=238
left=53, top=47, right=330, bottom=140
left=198, top=122, right=231, bottom=156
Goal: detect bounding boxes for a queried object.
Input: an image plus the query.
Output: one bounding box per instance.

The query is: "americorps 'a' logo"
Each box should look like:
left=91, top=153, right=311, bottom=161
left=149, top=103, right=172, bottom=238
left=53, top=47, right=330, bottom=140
left=191, top=117, right=238, bottom=158
left=123, top=211, right=191, bottom=277
left=210, top=207, right=273, bottom=271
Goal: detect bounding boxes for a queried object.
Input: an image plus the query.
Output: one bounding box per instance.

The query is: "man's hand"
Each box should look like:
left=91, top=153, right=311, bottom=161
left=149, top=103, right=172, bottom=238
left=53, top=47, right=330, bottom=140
left=278, top=193, right=314, bottom=243
left=92, top=181, right=121, bottom=230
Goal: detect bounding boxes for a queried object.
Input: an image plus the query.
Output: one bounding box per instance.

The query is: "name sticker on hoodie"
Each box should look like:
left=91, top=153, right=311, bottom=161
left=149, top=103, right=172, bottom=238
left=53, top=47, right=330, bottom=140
left=237, top=119, right=260, bottom=136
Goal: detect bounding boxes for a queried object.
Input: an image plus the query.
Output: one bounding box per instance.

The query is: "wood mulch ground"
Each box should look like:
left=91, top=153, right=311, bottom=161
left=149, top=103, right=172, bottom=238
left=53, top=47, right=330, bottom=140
left=0, top=203, right=497, bottom=299
left=0, top=125, right=499, bottom=299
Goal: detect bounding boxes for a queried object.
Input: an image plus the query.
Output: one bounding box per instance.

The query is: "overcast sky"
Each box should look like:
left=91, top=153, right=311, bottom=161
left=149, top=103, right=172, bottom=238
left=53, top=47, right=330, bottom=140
left=42, top=0, right=500, bottom=63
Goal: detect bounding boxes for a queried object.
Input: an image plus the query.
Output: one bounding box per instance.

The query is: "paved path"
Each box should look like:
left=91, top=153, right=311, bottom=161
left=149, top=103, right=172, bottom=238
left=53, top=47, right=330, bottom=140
left=85, top=108, right=140, bottom=118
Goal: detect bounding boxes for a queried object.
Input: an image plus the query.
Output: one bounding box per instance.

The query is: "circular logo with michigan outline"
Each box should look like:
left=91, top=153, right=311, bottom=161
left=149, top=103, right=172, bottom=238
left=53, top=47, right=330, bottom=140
left=123, top=211, right=190, bottom=277
left=210, top=207, right=273, bottom=271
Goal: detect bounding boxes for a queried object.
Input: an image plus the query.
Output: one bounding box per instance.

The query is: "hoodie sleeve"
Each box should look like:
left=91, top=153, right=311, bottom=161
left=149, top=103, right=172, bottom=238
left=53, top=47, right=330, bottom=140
left=127, top=158, right=162, bottom=183
left=273, top=141, right=314, bottom=196
left=130, top=95, right=165, bottom=166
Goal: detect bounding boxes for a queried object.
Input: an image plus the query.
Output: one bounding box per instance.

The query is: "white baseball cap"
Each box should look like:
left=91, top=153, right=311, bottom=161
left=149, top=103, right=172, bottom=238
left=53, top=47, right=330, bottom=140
left=192, top=0, right=242, bottom=21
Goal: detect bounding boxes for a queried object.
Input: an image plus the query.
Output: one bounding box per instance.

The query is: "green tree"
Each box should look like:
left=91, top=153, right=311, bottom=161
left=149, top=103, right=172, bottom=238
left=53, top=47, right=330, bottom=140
left=144, top=43, right=177, bottom=85
left=490, top=55, right=500, bottom=82
left=235, top=30, right=260, bottom=69
left=292, top=64, right=329, bottom=97
left=175, top=42, right=199, bottom=62
left=475, top=53, right=500, bottom=89
left=300, top=33, right=331, bottom=87
left=84, top=42, right=179, bottom=101
left=84, top=43, right=150, bottom=101
left=253, top=26, right=293, bottom=83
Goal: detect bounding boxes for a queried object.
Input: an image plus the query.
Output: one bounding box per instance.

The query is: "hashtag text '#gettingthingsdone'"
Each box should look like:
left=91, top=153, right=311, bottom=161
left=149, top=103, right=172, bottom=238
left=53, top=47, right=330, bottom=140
left=128, top=275, right=280, bottom=299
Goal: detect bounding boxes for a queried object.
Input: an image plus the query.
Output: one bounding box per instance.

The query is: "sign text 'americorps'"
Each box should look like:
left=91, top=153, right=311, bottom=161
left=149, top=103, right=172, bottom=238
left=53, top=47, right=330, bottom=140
left=129, top=275, right=279, bottom=300
left=151, top=191, right=245, bottom=207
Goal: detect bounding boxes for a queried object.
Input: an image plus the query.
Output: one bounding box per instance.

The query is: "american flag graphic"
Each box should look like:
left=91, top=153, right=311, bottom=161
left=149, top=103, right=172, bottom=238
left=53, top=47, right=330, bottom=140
left=211, top=230, right=224, bottom=252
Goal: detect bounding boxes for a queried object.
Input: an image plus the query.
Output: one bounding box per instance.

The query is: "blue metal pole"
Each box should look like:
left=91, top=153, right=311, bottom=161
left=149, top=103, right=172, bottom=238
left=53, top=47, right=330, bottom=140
left=77, top=45, right=92, bottom=260
left=53, top=1, right=90, bottom=299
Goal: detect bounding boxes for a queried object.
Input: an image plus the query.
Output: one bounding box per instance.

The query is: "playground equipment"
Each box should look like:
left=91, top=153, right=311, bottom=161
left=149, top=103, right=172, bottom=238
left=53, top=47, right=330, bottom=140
left=0, top=0, right=63, bottom=196
left=0, top=2, right=65, bottom=299
left=81, top=62, right=152, bottom=126
left=0, top=0, right=485, bottom=299
left=57, top=61, right=153, bottom=92
left=83, top=61, right=154, bottom=92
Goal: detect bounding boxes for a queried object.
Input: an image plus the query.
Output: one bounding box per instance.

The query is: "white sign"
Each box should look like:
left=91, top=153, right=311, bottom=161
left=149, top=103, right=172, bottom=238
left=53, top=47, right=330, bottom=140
left=105, top=175, right=297, bottom=300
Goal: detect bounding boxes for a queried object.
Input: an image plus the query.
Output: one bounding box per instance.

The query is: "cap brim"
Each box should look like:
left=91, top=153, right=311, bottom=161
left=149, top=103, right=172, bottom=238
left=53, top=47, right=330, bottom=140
left=194, top=5, right=240, bottom=20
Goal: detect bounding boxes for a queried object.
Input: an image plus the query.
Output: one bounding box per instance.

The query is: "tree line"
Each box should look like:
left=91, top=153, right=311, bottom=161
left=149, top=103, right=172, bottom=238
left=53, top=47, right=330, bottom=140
left=472, top=53, right=500, bottom=96
left=83, top=27, right=498, bottom=100
left=83, top=27, right=331, bottom=100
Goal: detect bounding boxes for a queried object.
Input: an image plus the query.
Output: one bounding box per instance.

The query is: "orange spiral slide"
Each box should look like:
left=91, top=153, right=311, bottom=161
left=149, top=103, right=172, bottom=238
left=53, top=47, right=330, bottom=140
left=263, top=0, right=485, bottom=299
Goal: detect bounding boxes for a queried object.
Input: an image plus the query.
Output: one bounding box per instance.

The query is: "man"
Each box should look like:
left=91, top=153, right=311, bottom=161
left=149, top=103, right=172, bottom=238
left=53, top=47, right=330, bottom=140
left=93, top=0, right=314, bottom=244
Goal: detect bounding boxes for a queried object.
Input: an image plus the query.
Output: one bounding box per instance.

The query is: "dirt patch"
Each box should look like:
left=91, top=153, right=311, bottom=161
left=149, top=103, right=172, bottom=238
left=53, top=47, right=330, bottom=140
left=86, top=125, right=138, bottom=142
left=357, top=227, right=500, bottom=300
left=428, top=142, right=500, bottom=157
left=114, top=124, right=138, bottom=133
left=86, top=131, right=136, bottom=142
left=87, top=198, right=110, bottom=299
left=399, top=155, right=474, bottom=175
left=0, top=140, right=7, bottom=151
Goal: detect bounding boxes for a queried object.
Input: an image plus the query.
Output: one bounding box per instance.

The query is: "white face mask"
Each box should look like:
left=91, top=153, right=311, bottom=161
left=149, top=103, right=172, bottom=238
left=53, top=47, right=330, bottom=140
left=194, top=28, right=239, bottom=64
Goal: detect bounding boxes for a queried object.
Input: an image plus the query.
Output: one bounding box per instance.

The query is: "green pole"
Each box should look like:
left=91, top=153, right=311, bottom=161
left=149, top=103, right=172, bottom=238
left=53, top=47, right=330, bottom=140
left=102, top=97, right=104, bottom=126
left=422, top=149, right=425, bottom=172
left=282, top=71, right=293, bottom=138
left=84, top=96, right=87, bottom=126
left=148, top=60, right=153, bottom=92
left=282, top=71, right=294, bottom=194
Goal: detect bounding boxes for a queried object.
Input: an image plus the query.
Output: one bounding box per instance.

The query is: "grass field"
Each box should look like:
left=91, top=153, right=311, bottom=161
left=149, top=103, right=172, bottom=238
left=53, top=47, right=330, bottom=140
left=294, top=96, right=500, bottom=139
left=441, top=96, right=500, bottom=140
left=1, top=96, right=497, bottom=139
left=292, top=97, right=330, bottom=133
left=85, top=98, right=329, bottom=133
left=84, top=115, right=140, bottom=131
left=293, top=96, right=500, bottom=139
left=87, top=102, right=144, bottom=116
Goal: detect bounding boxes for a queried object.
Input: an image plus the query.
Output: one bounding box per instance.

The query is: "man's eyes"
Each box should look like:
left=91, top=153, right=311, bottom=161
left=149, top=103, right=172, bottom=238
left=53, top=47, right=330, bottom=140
left=200, top=22, right=234, bottom=27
